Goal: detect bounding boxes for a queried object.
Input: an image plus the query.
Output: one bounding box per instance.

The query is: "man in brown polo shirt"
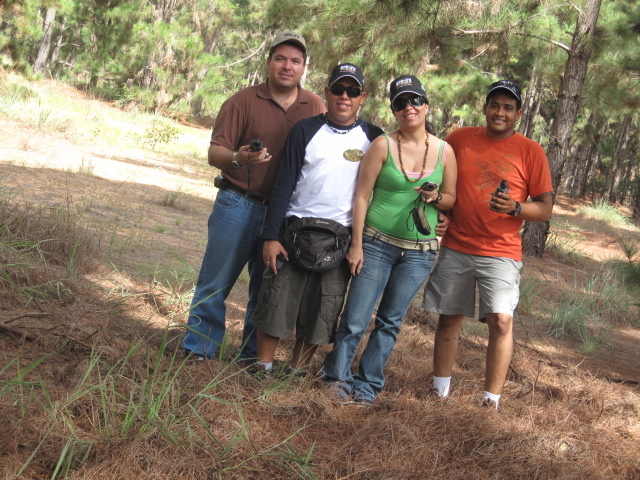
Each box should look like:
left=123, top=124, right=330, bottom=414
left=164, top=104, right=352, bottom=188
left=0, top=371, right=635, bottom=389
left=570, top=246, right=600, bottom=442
left=183, top=31, right=326, bottom=360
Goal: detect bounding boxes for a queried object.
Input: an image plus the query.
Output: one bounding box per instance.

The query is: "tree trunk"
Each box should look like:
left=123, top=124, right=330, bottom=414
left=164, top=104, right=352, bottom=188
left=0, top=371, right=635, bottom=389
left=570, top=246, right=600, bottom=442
left=607, top=113, right=632, bottom=203
left=620, top=131, right=638, bottom=204
left=570, top=141, right=591, bottom=197
left=155, top=0, right=179, bottom=23
left=520, top=220, right=550, bottom=258
left=568, top=111, right=596, bottom=196
left=632, top=178, right=640, bottom=221
left=620, top=160, right=635, bottom=205
left=519, top=68, right=542, bottom=139
left=522, top=0, right=603, bottom=257
left=563, top=143, right=580, bottom=191
left=67, top=24, right=83, bottom=68
left=49, top=16, right=66, bottom=71
left=581, top=141, right=601, bottom=198
left=33, top=7, right=57, bottom=74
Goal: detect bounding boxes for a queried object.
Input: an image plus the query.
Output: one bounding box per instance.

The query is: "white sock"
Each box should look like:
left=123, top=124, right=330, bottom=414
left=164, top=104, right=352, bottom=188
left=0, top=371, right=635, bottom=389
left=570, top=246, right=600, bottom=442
left=256, top=362, right=272, bottom=371
left=433, top=376, right=451, bottom=398
left=482, top=391, right=500, bottom=406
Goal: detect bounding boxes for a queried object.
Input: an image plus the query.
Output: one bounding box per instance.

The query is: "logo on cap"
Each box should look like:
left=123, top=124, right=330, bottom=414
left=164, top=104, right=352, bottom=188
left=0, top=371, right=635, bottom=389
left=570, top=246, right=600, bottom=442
left=340, top=65, right=357, bottom=74
left=396, top=78, right=413, bottom=88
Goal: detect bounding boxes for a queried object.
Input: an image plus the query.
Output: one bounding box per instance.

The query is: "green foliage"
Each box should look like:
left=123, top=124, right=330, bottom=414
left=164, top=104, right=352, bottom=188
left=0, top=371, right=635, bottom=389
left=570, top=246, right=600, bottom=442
left=577, top=199, right=634, bottom=228
left=545, top=264, right=638, bottom=351
left=545, top=221, right=587, bottom=263
left=518, top=275, right=543, bottom=314
left=612, top=236, right=640, bottom=290
left=617, top=235, right=640, bottom=261
left=139, top=119, right=180, bottom=150
left=0, top=79, right=38, bottom=105
left=1, top=0, right=637, bottom=142
left=2, top=333, right=317, bottom=478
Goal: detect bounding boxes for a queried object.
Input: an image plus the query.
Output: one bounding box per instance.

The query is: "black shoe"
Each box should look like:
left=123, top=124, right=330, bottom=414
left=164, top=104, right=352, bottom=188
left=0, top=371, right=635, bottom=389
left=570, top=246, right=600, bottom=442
left=284, top=366, right=310, bottom=378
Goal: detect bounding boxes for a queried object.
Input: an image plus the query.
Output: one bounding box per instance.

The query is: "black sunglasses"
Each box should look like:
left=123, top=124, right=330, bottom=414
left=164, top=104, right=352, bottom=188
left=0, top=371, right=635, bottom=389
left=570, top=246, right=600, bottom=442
left=391, top=95, right=428, bottom=111
left=329, top=84, right=363, bottom=98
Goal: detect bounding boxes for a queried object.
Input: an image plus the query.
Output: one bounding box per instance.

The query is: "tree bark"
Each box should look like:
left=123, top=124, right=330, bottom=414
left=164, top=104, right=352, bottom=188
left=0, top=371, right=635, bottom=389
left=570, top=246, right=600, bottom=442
left=567, top=111, right=596, bottom=196
left=519, top=67, right=542, bottom=139
left=33, top=7, right=57, bottom=74
left=632, top=177, right=640, bottom=221
left=620, top=130, right=638, bottom=204
left=607, top=113, right=632, bottom=203
left=49, top=16, right=66, bottom=71
left=570, top=141, right=591, bottom=197
left=522, top=0, right=603, bottom=257
left=580, top=135, right=601, bottom=198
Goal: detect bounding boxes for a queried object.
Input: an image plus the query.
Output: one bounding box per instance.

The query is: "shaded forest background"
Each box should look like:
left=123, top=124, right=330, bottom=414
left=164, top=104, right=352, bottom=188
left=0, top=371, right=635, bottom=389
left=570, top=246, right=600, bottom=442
left=1, top=0, right=639, bottom=233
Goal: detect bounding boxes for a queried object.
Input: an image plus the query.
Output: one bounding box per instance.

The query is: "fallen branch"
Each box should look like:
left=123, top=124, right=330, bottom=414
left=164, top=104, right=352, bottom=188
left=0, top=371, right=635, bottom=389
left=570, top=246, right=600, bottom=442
left=1, top=312, right=52, bottom=324
left=604, top=376, right=639, bottom=385
left=0, top=321, right=40, bottom=342
left=0, top=321, right=94, bottom=352
left=49, top=332, right=94, bottom=351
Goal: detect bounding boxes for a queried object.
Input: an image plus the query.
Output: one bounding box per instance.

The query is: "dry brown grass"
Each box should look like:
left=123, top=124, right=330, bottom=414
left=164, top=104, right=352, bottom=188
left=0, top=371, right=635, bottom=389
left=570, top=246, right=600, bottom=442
left=1, top=77, right=639, bottom=480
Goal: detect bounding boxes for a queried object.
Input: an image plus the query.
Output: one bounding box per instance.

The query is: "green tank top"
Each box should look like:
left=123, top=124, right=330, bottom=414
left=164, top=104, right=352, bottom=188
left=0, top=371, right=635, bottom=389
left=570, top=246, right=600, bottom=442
left=365, top=133, right=445, bottom=240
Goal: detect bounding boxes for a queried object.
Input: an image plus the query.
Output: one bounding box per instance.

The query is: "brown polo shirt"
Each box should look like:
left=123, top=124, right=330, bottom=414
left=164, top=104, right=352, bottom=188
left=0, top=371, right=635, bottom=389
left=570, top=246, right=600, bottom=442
left=210, top=81, right=326, bottom=201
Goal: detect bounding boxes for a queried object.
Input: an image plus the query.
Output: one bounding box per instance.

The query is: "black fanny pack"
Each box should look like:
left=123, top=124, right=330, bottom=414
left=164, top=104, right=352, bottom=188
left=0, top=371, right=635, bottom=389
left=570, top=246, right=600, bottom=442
left=282, top=217, right=351, bottom=272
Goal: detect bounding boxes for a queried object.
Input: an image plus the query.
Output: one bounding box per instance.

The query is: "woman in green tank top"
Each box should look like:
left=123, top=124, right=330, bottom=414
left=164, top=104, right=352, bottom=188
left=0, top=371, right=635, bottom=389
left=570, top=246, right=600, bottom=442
left=321, top=75, right=457, bottom=404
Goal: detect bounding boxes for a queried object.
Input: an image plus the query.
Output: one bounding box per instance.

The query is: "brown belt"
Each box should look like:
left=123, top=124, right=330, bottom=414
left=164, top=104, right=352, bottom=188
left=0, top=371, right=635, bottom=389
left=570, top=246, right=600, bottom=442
left=222, top=181, right=268, bottom=205
left=363, top=225, right=439, bottom=252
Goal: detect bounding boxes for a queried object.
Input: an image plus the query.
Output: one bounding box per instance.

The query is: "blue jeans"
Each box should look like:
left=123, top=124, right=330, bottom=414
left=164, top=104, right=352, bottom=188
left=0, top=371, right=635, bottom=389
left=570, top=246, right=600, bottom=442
left=183, top=189, right=267, bottom=359
left=321, top=234, right=436, bottom=401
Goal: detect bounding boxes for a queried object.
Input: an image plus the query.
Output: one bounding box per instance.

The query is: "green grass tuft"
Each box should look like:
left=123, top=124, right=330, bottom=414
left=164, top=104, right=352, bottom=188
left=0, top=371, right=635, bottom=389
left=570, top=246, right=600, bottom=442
left=578, top=199, right=633, bottom=228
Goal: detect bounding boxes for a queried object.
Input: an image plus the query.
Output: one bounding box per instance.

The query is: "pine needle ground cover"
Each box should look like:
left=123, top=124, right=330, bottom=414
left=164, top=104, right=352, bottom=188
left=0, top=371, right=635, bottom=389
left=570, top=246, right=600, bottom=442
left=1, top=77, right=639, bottom=480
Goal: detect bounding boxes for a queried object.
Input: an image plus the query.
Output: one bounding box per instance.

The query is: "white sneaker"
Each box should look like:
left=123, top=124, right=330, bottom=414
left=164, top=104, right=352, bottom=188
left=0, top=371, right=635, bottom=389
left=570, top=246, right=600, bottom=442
left=481, top=399, right=499, bottom=412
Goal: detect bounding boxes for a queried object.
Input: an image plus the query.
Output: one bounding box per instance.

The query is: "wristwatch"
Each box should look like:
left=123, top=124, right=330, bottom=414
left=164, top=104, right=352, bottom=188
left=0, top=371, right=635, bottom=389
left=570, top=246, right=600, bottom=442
left=433, top=192, right=443, bottom=204
left=508, top=201, right=521, bottom=217
left=231, top=152, right=242, bottom=168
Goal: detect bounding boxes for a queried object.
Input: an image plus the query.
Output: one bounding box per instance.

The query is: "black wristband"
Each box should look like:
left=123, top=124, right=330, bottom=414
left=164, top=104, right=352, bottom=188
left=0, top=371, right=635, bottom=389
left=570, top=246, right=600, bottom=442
left=508, top=201, right=521, bottom=217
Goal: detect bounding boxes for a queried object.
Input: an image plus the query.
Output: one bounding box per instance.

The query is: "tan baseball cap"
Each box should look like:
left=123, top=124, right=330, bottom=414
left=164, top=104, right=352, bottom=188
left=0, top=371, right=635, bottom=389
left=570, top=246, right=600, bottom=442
left=270, top=31, right=306, bottom=53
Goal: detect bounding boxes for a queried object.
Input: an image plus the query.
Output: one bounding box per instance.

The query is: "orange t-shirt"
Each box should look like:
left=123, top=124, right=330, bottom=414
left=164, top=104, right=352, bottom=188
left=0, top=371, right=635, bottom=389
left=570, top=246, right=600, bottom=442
left=442, top=127, right=553, bottom=262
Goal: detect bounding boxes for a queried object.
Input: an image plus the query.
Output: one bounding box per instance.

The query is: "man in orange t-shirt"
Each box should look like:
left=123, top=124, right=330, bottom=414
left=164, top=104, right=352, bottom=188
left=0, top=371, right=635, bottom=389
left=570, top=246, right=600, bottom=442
left=422, top=79, right=554, bottom=410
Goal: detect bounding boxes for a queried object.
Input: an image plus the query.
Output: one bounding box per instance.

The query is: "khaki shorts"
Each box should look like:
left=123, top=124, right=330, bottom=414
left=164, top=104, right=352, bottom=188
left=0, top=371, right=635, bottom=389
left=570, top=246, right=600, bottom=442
left=249, top=260, right=350, bottom=344
left=421, top=247, right=522, bottom=319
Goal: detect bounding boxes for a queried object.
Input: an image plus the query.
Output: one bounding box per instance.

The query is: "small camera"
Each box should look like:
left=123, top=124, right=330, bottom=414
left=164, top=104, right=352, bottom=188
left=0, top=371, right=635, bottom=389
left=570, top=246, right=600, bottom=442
left=490, top=179, right=509, bottom=209
left=494, top=179, right=509, bottom=197
left=275, top=253, right=286, bottom=271
left=214, top=174, right=229, bottom=189
left=420, top=181, right=438, bottom=192
left=249, top=139, right=263, bottom=152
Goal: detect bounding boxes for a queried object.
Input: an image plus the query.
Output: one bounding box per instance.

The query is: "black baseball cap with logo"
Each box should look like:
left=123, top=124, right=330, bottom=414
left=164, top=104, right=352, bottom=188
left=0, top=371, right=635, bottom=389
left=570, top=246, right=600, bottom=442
left=389, top=75, right=427, bottom=103
left=486, top=80, right=522, bottom=103
left=328, top=63, right=365, bottom=87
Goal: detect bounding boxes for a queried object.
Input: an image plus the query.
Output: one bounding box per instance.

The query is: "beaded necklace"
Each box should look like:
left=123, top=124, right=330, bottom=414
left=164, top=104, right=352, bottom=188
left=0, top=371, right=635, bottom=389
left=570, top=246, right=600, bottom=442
left=397, top=131, right=429, bottom=183
left=324, top=113, right=359, bottom=135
